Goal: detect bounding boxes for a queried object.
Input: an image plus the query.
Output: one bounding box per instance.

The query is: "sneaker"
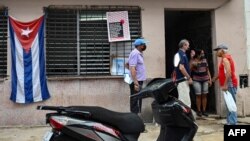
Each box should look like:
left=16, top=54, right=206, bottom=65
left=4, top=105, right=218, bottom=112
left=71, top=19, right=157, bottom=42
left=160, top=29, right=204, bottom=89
left=202, top=111, right=208, bottom=117
left=197, top=111, right=202, bottom=117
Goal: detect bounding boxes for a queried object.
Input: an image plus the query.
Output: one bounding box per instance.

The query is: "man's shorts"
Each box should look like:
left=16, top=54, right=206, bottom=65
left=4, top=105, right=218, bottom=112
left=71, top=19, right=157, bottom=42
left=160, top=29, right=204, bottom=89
left=192, top=81, right=209, bottom=95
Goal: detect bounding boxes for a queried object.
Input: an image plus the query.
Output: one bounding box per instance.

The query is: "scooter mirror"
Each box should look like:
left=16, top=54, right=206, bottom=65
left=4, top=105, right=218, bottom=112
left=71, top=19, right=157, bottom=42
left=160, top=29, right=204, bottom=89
left=174, top=53, right=180, bottom=67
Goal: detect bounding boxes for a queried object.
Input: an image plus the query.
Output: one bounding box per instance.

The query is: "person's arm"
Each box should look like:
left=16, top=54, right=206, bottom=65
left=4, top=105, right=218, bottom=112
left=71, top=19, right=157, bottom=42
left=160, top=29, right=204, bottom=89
left=205, top=59, right=212, bottom=86
left=207, top=68, right=212, bottom=86
left=179, top=64, right=192, bottom=84
left=222, top=58, right=231, bottom=90
left=212, top=75, right=218, bottom=82
left=189, top=59, right=194, bottom=70
left=128, top=52, right=140, bottom=91
left=212, top=59, right=218, bottom=82
left=125, top=62, right=129, bottom=69
left=129, top=66, right=140, bottom=92
left=190, top=59, right=199, bottom=71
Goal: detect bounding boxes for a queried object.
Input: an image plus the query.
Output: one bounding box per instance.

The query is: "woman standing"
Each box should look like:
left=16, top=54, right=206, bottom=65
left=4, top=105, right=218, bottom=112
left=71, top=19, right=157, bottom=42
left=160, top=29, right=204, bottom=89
left=190, top=49, right=212, bottom=117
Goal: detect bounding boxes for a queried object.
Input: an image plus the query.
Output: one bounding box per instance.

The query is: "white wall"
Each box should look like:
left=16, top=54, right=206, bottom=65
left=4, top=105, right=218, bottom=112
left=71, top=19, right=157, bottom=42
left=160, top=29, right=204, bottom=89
left=244, top=0, right=250, bottom=115
left=245, top=0, right=250, bottom=70
left=0, top=0, right=231, bottom=79
left=214, top=0, right=248, bottom=116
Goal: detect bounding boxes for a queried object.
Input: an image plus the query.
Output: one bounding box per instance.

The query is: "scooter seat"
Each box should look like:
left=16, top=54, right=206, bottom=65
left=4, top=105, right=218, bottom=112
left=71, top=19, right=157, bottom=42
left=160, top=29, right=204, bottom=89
left=66, top=106, right=145, bottom=134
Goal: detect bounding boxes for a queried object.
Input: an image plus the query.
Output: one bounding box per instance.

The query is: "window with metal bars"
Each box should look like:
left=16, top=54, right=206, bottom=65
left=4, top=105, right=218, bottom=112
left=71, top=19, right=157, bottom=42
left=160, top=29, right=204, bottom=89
left=45, top=6, right=141, bottom=77
left=0, top=7, right=8, bottom=78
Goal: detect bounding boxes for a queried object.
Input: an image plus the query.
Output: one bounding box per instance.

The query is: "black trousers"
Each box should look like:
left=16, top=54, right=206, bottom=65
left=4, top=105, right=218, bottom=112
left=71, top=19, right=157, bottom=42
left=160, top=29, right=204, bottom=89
left=129, top=81, right=143, bottom=114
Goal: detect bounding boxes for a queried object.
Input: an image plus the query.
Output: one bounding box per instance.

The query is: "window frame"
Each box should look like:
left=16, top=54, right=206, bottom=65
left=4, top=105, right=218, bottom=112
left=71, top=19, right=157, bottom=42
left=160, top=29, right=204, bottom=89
left=45, top=5, right=142, bottom=78
left=0, top=7, right=8, bottom=78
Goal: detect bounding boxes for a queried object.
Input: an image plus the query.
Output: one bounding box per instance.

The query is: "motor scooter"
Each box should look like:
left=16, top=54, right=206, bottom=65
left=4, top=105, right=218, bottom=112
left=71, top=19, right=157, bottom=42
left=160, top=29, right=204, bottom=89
left=38, top=105, right=144, bottom=141
left=38, top=76, right=197, bottom=141
left=131, top=77, right=198, bottom=141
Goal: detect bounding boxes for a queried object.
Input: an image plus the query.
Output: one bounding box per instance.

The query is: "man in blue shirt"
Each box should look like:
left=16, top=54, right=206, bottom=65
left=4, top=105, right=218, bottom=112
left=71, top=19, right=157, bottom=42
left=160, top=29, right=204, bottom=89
left=174, top=39, right=193, bottom=107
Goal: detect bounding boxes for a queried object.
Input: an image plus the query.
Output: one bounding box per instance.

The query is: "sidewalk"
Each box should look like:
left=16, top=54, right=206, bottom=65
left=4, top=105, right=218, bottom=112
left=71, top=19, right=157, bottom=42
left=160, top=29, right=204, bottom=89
left=0, top=116, right=250, bottom=141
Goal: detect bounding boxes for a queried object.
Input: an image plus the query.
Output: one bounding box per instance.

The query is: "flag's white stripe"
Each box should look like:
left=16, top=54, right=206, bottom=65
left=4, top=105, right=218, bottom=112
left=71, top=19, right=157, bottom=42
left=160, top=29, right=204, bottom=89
left=31, top=34, right=42, bottom=102
left=14, top=33, right=25, bottom=103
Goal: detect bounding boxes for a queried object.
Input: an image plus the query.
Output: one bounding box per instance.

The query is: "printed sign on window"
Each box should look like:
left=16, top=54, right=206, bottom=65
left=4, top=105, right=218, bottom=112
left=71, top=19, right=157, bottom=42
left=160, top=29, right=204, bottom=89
left=107, top=11, right=131, bottom=42
left=111, top=57, right=129, bottom=75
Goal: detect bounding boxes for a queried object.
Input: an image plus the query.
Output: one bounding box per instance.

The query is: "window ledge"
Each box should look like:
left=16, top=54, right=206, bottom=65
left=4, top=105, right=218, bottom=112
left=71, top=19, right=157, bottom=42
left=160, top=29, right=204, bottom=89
left=0, top=76, right=9, bottom=82
left=47, top=75, right=124, bottom=81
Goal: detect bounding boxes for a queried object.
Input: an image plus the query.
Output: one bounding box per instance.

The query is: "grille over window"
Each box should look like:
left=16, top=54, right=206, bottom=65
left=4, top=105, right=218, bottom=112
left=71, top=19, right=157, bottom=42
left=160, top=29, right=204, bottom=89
left=0, top=7, right=8, bottom=77
left=45, top=6, right=141, bottom=77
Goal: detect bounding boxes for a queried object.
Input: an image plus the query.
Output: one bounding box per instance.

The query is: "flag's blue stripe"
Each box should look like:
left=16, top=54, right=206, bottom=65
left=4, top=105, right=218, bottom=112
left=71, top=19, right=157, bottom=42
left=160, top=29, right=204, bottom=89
left=38, top=18, right=50, bottom=100
left=9, top=20, right=17, bottom=102
left=23, top=46, right=34, bottom=103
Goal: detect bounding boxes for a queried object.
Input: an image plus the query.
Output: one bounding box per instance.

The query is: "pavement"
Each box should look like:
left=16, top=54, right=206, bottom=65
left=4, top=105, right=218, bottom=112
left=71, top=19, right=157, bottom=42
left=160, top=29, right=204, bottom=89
left=0, top=116, right=250, bottom=141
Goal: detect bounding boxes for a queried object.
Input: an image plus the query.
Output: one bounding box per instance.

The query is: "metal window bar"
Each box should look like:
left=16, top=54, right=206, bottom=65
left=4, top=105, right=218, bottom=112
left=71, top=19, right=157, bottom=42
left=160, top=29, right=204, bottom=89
left=45, top=6, right=141, bottom=77
left=0, top=7, right=8, bottom=78
left=45, top=8, right=78, bottom=76
left=79, top=10, right=110, bottom=76
left=111, top=9, right=141, bottom=76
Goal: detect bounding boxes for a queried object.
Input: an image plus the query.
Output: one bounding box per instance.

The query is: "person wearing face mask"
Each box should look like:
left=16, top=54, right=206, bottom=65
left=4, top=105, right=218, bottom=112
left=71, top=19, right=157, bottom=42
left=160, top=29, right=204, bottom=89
left=212, top=44, right=238, bottom=125
left=128, top=38, right=148, bottom=114
left=190, top=49, right=212, bottom=117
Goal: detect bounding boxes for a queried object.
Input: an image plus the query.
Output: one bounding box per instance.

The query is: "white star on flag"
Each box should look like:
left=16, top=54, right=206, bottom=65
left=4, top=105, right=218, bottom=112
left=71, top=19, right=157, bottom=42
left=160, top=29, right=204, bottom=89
left=21, top=27, right=33, bottom=38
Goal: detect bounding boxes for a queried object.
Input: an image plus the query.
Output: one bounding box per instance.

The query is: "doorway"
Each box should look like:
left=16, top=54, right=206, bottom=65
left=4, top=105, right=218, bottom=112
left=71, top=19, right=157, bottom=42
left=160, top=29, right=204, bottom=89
left=165, top=10, right=216, bottom=113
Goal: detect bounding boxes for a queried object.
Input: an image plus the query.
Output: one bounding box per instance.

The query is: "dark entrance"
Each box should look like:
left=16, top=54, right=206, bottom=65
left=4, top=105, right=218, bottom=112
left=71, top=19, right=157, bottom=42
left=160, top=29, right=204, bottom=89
left=165, top=10, right=216, bottom=113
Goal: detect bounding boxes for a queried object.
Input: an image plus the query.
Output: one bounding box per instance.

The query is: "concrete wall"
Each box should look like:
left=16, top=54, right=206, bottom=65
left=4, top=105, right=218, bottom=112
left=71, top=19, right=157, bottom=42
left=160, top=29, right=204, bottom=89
left=244, top=0, right=250, bottom=116
left=213, top=0, right=248, bottom=117
left=0, top=0, right=248, bottom=126
left=0, top=78, right=131, bottom=125
left=246, top=0, right=250, bottom=71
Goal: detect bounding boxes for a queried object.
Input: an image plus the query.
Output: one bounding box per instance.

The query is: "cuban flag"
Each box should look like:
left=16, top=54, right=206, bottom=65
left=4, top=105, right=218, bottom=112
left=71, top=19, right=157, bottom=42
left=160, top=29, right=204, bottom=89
left=9, top=16, right=50, bottom=104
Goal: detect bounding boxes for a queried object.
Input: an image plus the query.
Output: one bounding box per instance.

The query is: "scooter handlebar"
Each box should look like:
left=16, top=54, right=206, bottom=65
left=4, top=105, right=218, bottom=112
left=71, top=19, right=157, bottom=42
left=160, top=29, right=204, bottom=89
left=130, top=77, right=186, bottom=100
left=175, top=77, right=186, bottom=84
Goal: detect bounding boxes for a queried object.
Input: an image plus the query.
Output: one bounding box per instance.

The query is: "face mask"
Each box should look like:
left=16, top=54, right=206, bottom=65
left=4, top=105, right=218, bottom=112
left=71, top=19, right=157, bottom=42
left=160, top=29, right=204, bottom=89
left=141, top=45, right=147, bottom=51
left=200, top=54, right=205, bottom=59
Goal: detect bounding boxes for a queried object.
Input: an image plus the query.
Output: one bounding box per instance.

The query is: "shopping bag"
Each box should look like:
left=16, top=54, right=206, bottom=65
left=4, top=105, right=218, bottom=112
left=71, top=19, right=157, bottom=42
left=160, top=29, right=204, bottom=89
left=223, top=91, right=237, bottom=112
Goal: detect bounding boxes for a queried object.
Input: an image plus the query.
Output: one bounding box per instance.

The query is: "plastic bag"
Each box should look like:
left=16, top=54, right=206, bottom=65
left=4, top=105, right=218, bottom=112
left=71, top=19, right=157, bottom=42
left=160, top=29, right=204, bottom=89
left=172, top=53, right=180, bottom=81
left=223, top=91, right=237, bottom=112
left=124, top=73, right=133, bottom=84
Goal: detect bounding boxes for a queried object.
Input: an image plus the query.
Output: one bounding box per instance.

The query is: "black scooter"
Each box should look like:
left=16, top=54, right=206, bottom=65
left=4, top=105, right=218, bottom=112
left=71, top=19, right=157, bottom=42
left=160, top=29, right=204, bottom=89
left=38, top=77, right=198, bottom=141
left=132, top=78, right=198, bottom=141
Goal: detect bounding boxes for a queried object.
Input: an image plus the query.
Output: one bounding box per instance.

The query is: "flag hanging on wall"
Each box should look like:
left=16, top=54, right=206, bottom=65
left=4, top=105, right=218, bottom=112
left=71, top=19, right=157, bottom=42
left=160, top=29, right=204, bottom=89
left=9, top=16, right=50, bottom=104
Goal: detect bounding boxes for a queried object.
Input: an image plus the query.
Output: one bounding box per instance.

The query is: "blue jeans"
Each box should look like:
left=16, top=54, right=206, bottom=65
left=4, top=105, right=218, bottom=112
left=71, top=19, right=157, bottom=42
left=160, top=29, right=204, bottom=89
left=226, top=87, right=237, bottom=125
